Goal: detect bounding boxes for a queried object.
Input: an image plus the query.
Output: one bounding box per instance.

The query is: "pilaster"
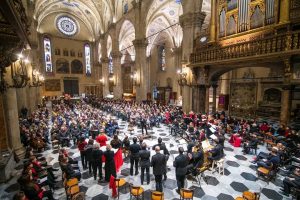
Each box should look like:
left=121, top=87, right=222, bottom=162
left=133, top=39, right=148, bottom=101
left=101, top=57, right=110, bottom=97
left=3, top=88, right=24, bottom=158
left=111, top=51, right=123, bottom=99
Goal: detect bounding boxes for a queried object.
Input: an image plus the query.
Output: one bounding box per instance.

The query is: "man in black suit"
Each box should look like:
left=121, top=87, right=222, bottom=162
left=139, top=143, right=151, bottom=185
left=151, top=146, right=166, bottom=192
left=152, top=137, right=170, bottom=180
left=173, top=147, right=189, bottom=193
left=130, top=137, right=141, bottom=175
left=140, top=117, right=148, bottom=135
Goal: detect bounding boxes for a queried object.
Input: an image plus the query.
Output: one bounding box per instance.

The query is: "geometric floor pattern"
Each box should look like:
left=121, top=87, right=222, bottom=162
left=0, top=116, right=292, bottom=200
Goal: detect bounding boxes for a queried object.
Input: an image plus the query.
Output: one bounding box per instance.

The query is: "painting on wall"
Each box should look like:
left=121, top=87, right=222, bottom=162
left=56, top=58, right=70, bottom=73
left=293, top=63, right=300, bottom=79
left=230, top=82, right=257, bottom=117
left=71, top=59, right=83, bottom=74
left=45, top=79, right=61, bottom=91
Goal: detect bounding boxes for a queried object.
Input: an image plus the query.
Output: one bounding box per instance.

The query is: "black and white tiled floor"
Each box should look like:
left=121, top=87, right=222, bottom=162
left=0, top=118, right=292, bottom=200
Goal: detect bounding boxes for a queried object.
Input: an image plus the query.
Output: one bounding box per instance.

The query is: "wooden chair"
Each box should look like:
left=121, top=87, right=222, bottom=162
left=242, top=191, right=260, bottom=200
left=151, top=191, right=164, bottom=200
left=257, top=163, right=277, bottom=182
left=179, top=188, right=194, bottom=200
left=194, top=166, right=208, bottom=186
left=67, top=185, right=80, bottom=200
left=130, top=185, right=144, bottom=200
left=115, top=178, right=128, bottom=199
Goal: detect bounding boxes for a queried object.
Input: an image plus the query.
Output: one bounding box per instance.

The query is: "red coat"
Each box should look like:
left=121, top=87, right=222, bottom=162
left=96, top=134, right=107, bottom=147
left=78, top=141, right=87, bottom=152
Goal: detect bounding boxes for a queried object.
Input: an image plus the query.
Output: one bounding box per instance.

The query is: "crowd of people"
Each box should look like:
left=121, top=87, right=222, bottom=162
left=12, top=95, right=300, bottom=199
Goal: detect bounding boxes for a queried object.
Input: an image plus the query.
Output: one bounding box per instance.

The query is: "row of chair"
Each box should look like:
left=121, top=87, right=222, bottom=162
left=63, top=173, right=84, bottom=200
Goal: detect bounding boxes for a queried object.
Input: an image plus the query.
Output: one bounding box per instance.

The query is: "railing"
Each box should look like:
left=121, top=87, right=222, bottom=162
left=190, top=31, right=300, bottom=64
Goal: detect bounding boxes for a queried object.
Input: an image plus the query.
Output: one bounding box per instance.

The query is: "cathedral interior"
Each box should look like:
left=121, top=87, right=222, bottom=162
left=0, top=0, right=300, bottom=200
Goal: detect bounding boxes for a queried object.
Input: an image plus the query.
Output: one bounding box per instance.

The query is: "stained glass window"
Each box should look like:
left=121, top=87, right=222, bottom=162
left=56, top=16, right=78, bottom=36
left=85, top=44, right=92, bottom=76
left=109, top=53, right=113, bottom=74
left=44, top=37, right=53, bottom=73
left=123, top=0, right=128, bottom=14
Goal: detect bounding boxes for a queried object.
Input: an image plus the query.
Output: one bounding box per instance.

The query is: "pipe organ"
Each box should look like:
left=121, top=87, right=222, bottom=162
left=218, top=0, right=276, bottom=38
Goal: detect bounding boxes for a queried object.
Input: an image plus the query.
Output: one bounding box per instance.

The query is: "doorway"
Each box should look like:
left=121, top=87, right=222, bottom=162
left=63, top=79, right=79, bottom=96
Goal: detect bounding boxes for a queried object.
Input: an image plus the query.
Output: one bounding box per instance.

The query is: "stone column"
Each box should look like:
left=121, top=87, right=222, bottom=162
left=180, top=10, right=206, bottom=113
left=133, top=39, right=148, bottom=101
left=220, top=73, right=230, bottom=95
left=3, top=88, right=24, bottom=158
left=174, top=47, right=182, bottom=97
left=280, top=85, right=292, bottom=125
left=205, top=85, right=210, bottom=114
left=16, top=87, right=29, bottom=115
left=198, top=85, right=206, bottom=113
left=280, top=58, right=292, bottom=125
left=112, top=52, right=123, bottom=99
left=209, top=0, right=217, bottom=43
left=212, top=84, right=218, bottom=113
left=279, top=0, right=290, bottom=24
left=101, top=57, right=110, bottom=97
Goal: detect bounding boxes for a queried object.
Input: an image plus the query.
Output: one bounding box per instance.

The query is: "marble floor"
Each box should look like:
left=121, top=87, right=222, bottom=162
left=0, top=117, right=293, bottom=200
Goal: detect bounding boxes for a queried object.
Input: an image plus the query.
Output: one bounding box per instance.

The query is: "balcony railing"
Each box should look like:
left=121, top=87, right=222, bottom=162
left=190, top=31, right=300, bottom=65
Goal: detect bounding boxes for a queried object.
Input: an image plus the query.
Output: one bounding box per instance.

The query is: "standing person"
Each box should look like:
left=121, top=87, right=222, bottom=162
left=139, top=143, right=150, bottom=185
left=92, top=143, right=103, bottom=182
left=152, top=137, right=170, bottom=180
left=78, top=137, right=87, bottom=169
left=151, top=146, right=166, bottom=192
left=104, top=144, right=116, bottom=182
left=140, top=116, right=148, bottom=135
left=96, top=131, right=107, bottom=147
left=173, top=147, right=189, bottom=194
left=84, top=139, right=94, bottom=174
left=129, top=137, right=141, bottom=176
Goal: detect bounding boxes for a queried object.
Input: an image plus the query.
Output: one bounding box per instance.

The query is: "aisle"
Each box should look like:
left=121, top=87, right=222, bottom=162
left=0, top=117, right=291, bottom=200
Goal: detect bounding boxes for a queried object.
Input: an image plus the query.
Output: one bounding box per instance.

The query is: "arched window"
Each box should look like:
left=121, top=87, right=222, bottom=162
left=85, top=44, right=92, bottom=76
left=43, top=37, right=53, bottom=73
left=158, top=45, right=166, bottom=71
left=109, top=53, right=113, bottom=74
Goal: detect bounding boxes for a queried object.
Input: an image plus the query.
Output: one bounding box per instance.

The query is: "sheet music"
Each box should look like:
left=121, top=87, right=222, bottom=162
left=210, top=134, right=218, bottom=140
left=201, top=140, right=211, bottom=150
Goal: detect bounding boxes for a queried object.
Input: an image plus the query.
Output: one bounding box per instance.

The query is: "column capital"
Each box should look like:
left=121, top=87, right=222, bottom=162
left=179, top=12, right=206, bottom=28
left=133, top=39, right=148, bottom=48
left=101, top=57, right=109, bottom=64
left=132, top=0, right=142, bottom=9
left=111, top=51, right=123, bottom=59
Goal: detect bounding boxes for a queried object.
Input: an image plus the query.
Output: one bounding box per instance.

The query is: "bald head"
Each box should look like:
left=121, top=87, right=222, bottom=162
left=155, top=146, right=160, bottom=153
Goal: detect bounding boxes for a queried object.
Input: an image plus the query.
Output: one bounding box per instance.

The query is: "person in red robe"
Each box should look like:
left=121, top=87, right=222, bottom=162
left=96, top=131, right=108, bottom=147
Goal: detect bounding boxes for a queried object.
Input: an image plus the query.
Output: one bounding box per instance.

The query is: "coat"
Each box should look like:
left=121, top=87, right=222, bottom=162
left=139, top=149, right=151, bottom=168
left=104, top=150, right=116, bottom=181
left=173, top=154, right=189, bottom=176
left=130, top=143, right=141, bottom=159
left=151, top=152, right=166, bottom=175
